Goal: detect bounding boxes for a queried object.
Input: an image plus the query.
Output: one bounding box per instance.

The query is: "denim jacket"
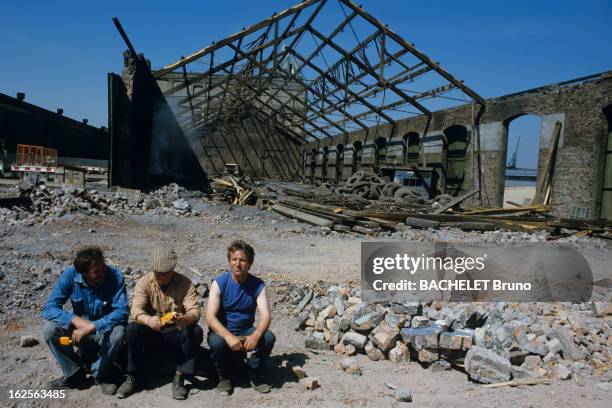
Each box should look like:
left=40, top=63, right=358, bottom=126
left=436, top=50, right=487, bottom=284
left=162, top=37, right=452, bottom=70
left=42, top=265, right=129, bottom=333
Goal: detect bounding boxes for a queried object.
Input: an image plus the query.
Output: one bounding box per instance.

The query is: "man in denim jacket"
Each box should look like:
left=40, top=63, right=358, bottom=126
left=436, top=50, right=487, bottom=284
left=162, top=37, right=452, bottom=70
left=42, top=247, right=128, bottom=395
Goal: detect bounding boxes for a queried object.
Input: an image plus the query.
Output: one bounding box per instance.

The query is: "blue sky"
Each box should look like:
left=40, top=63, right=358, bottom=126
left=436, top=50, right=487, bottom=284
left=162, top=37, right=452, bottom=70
left=1, top=1, right=610, bottom=167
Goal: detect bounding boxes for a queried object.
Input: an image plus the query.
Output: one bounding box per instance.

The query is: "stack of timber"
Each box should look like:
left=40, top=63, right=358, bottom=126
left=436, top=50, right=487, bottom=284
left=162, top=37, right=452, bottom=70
left=210, top=175, right=256, bottom=205
left=213, top=173, right=611, bottom=237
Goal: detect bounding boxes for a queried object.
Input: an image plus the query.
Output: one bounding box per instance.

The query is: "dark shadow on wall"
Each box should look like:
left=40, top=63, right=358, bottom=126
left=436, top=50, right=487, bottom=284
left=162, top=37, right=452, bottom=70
left=109, top=53, right=210, bottom=192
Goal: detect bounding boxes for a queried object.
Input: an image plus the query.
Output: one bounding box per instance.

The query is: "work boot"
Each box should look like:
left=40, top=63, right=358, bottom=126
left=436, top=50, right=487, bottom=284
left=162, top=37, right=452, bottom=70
left=116, top=374, right=136, bottom=399
left=47, top=368, right=87, bottom=389
left=248, top=369, right=271, bottom=394
left=98, top=381, right=118, bottom=396
left=172, top=372, right=188, bottom=400
left=215, top=369, right=233, bottom=396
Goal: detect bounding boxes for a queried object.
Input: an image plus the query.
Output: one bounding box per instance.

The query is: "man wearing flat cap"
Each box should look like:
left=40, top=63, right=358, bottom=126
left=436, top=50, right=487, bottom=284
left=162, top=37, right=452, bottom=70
left=116, top=247, right=203, bottom=400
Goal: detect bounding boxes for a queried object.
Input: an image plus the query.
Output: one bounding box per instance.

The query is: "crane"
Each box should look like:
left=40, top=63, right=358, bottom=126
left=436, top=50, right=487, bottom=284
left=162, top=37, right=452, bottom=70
left=507, top=136, right=520, bottom=169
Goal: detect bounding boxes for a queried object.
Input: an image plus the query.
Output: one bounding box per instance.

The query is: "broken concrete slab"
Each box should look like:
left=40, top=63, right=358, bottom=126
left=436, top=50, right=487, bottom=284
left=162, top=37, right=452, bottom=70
left=365, top=341, right=385, bottom=361
left=370, top=322, right=399, bottom=352
left=389, top=341, right=410, bottom=363
left=551, top=328, right=583, bottom=361
left=297, top=289, right=313, bottom=312
left=464, top=346, right=512, bottom=384
left=341, top=331, right=368, bottom=349
left=552, top=364, right=572, bottom=380
left=305, top=332, right=329, bottom=350
left=401, top=323, right=444, bottom=351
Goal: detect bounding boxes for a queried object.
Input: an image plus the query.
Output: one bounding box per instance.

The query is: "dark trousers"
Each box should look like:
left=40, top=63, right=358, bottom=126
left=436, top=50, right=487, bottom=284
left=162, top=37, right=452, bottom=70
left=208, top=327, right=275, bottom=374
left=125, top=322, right=203, bottom=376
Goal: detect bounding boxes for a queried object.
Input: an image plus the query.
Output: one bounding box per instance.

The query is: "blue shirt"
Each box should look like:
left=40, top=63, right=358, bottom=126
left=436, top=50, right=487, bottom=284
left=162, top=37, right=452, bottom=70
left=215, top=271, right=265, bottom=333
left=42, top=265, right=129, bottom=334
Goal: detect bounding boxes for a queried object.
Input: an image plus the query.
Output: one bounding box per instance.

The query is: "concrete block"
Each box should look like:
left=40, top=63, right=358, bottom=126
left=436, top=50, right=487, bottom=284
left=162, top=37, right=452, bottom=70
left=389, top=341, right=410, bottom=363
left=464, top=346, right=512, bottom=384
left=301, top=377, right=319, bottom=390
left=365, top=341, right=385, bottom=361
left=342, top=332, right=368, bottom=349
left=370, top=322, right=400, bottom=352
left=552, top=328, right=583, bottom=361
left=305, top=332, right=329, bottom=350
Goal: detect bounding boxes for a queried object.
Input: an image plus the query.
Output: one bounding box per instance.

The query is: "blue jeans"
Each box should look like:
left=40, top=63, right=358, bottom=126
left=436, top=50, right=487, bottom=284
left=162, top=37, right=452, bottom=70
left=208, top=327, right=275, bottom=373
left=42, top=320, right=125, bottom=380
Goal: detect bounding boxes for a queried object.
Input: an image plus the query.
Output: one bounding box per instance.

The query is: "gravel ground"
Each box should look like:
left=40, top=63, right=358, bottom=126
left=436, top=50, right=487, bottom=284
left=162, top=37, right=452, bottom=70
left=0, top=196, right=610, bottom=407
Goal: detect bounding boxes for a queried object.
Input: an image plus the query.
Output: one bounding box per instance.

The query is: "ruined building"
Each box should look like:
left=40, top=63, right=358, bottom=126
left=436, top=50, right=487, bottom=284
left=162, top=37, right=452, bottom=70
left=108, top=0, right=612, bottom=220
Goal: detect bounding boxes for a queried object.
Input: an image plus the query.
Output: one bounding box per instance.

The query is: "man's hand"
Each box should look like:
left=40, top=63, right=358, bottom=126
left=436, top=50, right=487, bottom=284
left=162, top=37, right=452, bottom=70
left=71, top=316, right=92, bottom=330
left=71, top=323, right=95, bottom=344
left=174, top=313, right=192, bottom=329
left=243, top=332, right=261, bottom=352
left=225, top=333, right=244, bottom=352
left=146, top=315, right=161, bottom=332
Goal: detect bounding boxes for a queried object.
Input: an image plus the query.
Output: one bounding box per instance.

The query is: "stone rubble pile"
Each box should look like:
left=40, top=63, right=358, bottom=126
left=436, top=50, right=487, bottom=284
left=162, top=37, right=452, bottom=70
left=0, top=182, right=202, bottom=225
left=0, top=252, right=63, bottom=318
left=286, top=282, right=611, bottom=384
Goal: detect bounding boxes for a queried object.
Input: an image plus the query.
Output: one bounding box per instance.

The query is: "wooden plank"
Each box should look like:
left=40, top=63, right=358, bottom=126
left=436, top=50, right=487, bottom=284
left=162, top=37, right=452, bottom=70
left=351, top=225, right=378, bottom=235
left=239, top=190, right=254, bottom=205
left=433, top=188, right=479, bottom=214
left=533, top=121, right=561, bottom=205
left=270, top=204, right=334, bottom=227
left=463, top=205, right=549, bottom=216
left=482, top=378, right=551, bottom=388
left=281, top=198, right=357, bottom=222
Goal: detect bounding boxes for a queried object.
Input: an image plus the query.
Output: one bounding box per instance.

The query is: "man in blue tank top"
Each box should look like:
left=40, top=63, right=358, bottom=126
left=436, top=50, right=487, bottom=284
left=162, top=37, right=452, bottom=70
left=206, top=240, right=275, bottom=395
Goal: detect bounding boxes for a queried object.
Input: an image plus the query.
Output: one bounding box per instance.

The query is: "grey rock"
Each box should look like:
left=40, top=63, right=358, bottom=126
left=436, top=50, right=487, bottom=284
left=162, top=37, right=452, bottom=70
left=334, top=296, right=345, bottom=316
left=464, top=346, right=512, bottom=384
left=411, top=316, right=430, bottom=328
left=431, top=360, right=451, bottom=372
left=31, top=281, right=46, bottom=291
left=552, top=364, right=572, bottom=380
left=297, top=290, right=313, bottom=312
left=312, top=297, right=331, bottom=313
left=552, top=328, right=583, bottom=361
left=305, top=332, right=328, bottom=350
left=395, top=388, right=412, bottom=402
left=365, top=342, right=385, bottom=361
left=389, top=341, right=410, bottom=363
left=20, top=335, right=39, bottom=347
left=391, top=301, right=421, bottom=316
left=342, top=332, right=367, bottom=349
left=400, top=323, right=444, bottom=350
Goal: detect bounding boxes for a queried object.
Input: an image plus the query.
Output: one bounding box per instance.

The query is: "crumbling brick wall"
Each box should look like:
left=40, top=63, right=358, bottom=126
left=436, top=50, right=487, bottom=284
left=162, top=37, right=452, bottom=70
left=305, top=72, right=612, bottom=219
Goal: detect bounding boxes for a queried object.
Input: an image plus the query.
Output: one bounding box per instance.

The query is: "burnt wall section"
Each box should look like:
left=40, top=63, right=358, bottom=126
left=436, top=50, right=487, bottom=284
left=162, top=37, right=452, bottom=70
left=156, top=75, right=305, bottom=181
left=109, top=53, right=209, bottom=191
left=189, top=115, right=303, bottom=181
left=305, top=72, right=612, bottom=219
left=0, top=92, right=109, bottom=165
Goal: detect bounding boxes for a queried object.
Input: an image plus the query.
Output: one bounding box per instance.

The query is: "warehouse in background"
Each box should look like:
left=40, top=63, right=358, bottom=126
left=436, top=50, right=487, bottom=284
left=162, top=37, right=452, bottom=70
left=0, top=92, right=109, bottom=185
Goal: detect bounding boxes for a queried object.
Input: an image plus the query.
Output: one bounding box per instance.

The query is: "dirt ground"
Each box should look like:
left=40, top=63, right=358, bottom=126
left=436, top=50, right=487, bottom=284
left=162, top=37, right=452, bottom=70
left=1, top=200, right=610, bottom=407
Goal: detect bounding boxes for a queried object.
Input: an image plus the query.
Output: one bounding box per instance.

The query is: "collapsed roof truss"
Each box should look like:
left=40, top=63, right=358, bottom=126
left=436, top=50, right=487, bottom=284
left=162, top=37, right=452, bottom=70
left=154, top=0, right=485, bottom=142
